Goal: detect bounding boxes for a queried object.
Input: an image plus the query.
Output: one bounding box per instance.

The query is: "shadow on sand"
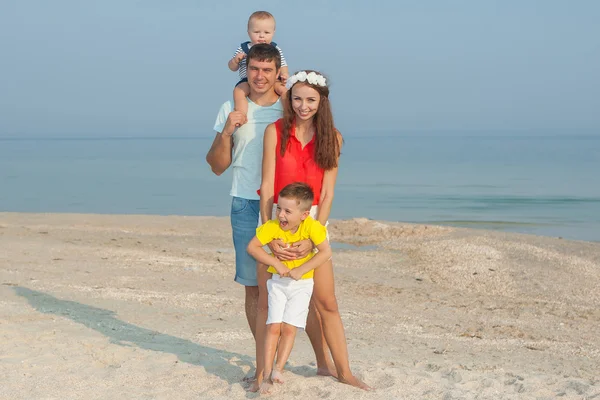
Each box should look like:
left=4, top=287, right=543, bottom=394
left=14, top=286, right=256, bottom=386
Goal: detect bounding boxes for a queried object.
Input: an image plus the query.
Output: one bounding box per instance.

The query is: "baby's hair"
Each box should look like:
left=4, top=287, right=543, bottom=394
left=279, top=182, right=314, bottom=212
left=248, top=11, right=275, bottom=29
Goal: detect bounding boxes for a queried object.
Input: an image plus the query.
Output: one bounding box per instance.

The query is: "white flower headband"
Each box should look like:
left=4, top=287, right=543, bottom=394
left=285, top=71, right=327, bottom=90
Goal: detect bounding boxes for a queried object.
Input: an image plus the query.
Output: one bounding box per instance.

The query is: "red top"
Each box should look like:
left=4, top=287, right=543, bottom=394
left=273, top=119, right=324, bottom=205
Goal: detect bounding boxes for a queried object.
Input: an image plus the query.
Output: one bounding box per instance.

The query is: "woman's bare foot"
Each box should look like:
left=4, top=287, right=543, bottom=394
left=339, top=373, right=372, bottom=391
left=259, top=379, right=274, bottom=394
left=271, top=369, right=284, bottom=384
left=316, top=364, right=338, bottom=378
left=246, top=379, right=261, bottom=393
left=242, top=372, right=256, bottom=384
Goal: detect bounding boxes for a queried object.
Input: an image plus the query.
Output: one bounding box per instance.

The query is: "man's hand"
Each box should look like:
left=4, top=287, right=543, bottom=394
left=288, top=268, right=304, bottom=281
left=223, top=111, right=247, bottom=133
left=279, top=73, right=288, bottom=84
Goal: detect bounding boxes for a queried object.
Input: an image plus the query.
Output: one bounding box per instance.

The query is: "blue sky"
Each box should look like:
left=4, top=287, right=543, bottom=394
left=1, top=1, right=599, bottom=137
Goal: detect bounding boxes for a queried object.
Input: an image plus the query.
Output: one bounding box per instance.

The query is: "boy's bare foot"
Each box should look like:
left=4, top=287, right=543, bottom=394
left=259, top=379, right=274, bottom=395
left=339, top=373, right=372, bottom=391
left=271, top=369, right=284, bottom=384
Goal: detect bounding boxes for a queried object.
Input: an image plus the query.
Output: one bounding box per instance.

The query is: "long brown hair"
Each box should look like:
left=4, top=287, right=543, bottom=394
left=281, top=71, right=341, bottom=170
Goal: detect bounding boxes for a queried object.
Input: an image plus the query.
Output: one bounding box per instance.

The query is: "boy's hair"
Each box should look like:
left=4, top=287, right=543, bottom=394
left=247, top=43, right=281, bottom=71
left=248, top=11, right=275, bottom=29
left=279, top=182, right=314, bottom=212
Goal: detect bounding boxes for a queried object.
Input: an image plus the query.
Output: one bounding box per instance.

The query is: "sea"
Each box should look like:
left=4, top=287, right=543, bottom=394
left=1, top=135, right=599, bottom=242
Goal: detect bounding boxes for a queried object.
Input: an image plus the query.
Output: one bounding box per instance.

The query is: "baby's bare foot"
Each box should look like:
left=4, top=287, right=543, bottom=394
left=259, top=379, right=274, bottom=395
left=271, top=369, right=284, bottom=384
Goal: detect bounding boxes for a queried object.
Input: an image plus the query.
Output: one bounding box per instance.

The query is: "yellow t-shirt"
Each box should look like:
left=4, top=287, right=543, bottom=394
left=255, top=216, right=328, bottom=279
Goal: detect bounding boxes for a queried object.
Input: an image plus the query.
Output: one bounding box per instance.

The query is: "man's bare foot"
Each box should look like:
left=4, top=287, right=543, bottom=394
left=339, top=374, right=372, bottom=391
left=271, top=369, right=284, bottom=384
left=259, top=379, right=274, bottom=395
left=316, top=365, right=338, bottom=378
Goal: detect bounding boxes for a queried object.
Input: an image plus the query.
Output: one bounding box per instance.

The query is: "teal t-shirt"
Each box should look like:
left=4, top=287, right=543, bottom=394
left=213, top=98, right=283, bottom=200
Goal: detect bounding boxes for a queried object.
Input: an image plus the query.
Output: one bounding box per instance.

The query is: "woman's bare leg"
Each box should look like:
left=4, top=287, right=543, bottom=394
left=305, top=300, right=337, bottom=376
left=312, top=259, right=371, bottom=390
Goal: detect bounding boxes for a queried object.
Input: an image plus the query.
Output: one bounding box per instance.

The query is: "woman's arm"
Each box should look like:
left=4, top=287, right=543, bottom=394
left=316, top=167, right=337, bottom=225
left=261, top=123, right=303, bottom=261
left=260, top=123, right=277, bottom=224
left=315, top=131, right=343, bottom=225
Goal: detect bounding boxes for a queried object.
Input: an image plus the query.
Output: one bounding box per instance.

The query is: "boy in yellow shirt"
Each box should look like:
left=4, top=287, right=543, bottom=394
left=247, top=182, right=332, bottom=394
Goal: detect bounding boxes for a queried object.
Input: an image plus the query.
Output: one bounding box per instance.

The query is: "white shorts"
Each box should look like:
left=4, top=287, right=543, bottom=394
left=266, top=274, right=314, bottom=328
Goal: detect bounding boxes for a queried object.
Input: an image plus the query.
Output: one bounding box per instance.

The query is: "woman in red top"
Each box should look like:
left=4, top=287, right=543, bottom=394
left=252, top=70, right=369, bottom=392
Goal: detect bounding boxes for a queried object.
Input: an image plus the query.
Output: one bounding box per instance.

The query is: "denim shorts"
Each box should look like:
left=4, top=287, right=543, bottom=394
left=230, top=196, right=260, bottom=286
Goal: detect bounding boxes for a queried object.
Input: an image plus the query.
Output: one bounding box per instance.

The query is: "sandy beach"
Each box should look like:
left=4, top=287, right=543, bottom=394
left=1, top=212, right=599, bottom=399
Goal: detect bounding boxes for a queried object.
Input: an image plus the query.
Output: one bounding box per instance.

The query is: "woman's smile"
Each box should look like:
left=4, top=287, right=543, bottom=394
left=291, top=83, right=320, bottom=121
